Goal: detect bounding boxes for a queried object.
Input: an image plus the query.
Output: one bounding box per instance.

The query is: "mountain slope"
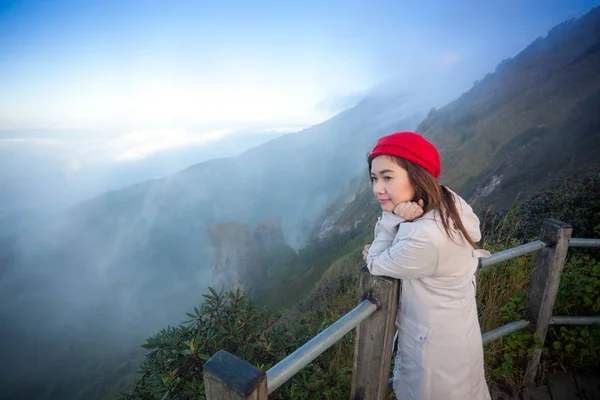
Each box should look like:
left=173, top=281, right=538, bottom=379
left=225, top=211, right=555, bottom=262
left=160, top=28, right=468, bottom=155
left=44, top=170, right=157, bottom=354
left=305, top=7, right=600, bottom=302
left=417, top=6, right=600, bottom=208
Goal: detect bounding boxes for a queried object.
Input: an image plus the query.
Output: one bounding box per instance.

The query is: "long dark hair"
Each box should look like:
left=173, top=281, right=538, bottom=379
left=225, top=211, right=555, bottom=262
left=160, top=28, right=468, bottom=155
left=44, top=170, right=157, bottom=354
left=368, top=155, right=478, bottom=249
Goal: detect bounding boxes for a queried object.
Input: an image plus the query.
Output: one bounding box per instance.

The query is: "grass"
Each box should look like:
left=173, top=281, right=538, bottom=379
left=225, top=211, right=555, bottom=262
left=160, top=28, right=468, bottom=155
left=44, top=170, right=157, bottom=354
left=477, top=244, right=535, bottom=387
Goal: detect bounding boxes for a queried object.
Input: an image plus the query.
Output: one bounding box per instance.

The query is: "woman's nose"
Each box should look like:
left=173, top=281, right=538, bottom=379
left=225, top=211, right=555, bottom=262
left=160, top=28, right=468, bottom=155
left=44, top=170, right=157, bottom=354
left=374, top=180, right=385, bottom=194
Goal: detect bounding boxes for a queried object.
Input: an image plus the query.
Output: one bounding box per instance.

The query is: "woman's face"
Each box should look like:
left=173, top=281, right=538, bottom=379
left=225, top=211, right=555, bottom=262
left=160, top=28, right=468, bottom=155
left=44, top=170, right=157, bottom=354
left=370, top=155, right=416, bottom=212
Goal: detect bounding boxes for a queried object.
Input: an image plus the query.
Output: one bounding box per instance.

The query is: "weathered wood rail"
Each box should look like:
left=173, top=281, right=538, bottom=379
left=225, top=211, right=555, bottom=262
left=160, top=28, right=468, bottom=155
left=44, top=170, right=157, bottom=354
left=203, top=218, right=600, bottom=399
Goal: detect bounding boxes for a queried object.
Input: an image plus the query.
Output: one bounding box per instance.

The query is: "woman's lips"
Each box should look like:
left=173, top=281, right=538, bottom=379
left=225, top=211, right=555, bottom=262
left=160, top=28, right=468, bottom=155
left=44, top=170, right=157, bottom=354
left=379, top=199, right=390, bottom=204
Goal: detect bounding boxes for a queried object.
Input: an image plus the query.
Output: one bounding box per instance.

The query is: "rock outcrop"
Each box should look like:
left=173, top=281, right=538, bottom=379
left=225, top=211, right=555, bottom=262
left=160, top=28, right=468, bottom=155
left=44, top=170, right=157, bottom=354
left=253, top=220, right=285, bottom=251
left=208, top=219, right=298, bottom=285
left=207, top=221, right=266, bottom=291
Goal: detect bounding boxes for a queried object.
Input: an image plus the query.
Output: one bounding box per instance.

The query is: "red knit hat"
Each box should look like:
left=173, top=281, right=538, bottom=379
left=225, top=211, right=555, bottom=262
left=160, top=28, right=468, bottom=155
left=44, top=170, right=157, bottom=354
left=368, top=131, right=441, bottom=179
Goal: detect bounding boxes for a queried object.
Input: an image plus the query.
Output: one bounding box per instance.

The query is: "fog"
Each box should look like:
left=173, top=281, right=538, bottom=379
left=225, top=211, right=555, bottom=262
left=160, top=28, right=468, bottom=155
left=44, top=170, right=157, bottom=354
left=0, top=84, right=429, bottom=399
left=0, top=170, right=217, bottom=398
left=0, top=128, right=285, bottom=237
left=0, top=127, right=289, bottom=398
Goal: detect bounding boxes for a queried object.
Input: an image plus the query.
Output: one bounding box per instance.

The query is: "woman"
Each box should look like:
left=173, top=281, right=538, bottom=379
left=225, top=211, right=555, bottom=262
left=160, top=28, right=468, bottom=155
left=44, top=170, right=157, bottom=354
left=362, top=131, right=491, bottom=400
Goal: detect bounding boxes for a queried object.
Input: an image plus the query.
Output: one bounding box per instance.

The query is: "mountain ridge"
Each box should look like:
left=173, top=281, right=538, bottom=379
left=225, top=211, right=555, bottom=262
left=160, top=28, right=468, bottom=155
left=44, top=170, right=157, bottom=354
left=417, top=6, right=600, bottom=208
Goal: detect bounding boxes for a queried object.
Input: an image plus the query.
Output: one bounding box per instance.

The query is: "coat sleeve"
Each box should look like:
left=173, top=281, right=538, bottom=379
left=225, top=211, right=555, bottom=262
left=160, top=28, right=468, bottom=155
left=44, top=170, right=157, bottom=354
left=367, top=211, right=405, bottom=256
left=367, top=221, right=438, bottom=280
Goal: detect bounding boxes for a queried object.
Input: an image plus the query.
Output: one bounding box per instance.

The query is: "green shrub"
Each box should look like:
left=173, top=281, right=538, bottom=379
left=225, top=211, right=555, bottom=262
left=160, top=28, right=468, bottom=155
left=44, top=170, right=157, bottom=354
left=479, top=245, right=600, bottom=386
left=122, top=287, right=280, bottom=399
left=123, top=286, right=353, bottom=400
left=546, top=255, right=600, bottom=369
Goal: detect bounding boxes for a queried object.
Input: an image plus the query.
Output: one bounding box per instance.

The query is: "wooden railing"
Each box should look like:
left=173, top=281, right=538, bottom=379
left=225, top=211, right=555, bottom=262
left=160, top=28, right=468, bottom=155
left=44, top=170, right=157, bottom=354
left=202, top=218, right=600, bottom=399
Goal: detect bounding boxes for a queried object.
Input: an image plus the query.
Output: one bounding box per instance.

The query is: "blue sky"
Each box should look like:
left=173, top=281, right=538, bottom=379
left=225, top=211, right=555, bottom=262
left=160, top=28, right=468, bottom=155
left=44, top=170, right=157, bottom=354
left=1, top=0, right=598, bottom=132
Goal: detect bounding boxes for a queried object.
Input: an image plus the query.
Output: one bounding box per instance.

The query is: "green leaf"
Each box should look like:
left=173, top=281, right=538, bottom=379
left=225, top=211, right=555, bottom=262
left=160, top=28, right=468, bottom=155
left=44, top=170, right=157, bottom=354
left=209, top=286, right=218, bottom=297
left=141, top=342, right=157, bottom=349
left=553, top=341, right=561, bottom=350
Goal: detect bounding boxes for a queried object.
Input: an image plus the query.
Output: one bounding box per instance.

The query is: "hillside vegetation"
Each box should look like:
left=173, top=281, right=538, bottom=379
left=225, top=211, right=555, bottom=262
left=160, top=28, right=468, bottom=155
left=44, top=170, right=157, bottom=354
left=124, top=171, right=600, bottom=399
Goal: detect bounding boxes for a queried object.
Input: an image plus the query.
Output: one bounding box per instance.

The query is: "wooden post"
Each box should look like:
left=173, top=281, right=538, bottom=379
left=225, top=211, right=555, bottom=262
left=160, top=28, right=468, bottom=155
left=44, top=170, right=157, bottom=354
left=351, top=265, right=400, bottom=400
left=203, top=350, right=268, bottom=400
left=523, top=218, right=572, bottom=386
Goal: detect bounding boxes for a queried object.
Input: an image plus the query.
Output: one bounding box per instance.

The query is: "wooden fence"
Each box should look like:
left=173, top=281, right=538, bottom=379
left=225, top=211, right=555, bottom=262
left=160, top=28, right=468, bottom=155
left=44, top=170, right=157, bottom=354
left=202, top=218, right=600, bottom=399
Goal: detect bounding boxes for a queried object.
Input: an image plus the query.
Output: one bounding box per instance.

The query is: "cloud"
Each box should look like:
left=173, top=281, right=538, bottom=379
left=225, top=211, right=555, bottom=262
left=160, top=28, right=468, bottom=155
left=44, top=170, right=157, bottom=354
left=0, top=128, right=240, bottom=169
left=66, top=158, right=82, bottom=174
left=113, top=128, right=234, bottom=162
left=315, top=92, right=364, bottom=115
left=0, top=138, right=65, bottom=147
left=264, top=126, right=305, bottom=134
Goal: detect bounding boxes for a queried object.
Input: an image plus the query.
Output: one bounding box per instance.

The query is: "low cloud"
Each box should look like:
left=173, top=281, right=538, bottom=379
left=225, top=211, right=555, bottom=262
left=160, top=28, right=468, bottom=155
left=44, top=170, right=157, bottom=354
left=113, top=128, right=235, bottom=162
left=315, top=92, right=364, bottom=115
left=0, top=137, right=65, bottom=147
left=265, top=126, right=305, bottom=134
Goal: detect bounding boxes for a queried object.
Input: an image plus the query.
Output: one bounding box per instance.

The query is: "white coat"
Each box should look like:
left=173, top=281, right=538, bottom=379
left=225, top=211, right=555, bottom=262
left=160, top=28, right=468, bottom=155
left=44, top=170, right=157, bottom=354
left=367, top=190, right=491, bottom=400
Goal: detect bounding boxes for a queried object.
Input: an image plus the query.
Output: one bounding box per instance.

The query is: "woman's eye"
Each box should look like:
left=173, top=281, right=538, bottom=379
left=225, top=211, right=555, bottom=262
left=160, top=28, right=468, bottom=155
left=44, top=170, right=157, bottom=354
left=370, top=177, right=377, bottom=182
left=384, top=176, right=392, bottom=181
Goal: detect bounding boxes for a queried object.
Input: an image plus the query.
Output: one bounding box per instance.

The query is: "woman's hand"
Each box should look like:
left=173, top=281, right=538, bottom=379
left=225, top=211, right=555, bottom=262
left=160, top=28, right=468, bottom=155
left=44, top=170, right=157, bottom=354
left=362, top=244, right=371, bottom=261
left=393, top=199, right=425, bottom=221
